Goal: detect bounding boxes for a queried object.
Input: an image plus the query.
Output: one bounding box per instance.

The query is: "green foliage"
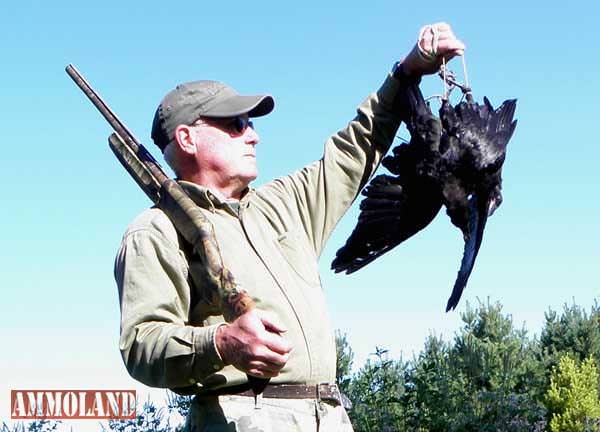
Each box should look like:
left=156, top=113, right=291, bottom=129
left=402, top=334, right=464, bottom=431
left=335, top=330, right=355, bottom=397
left=165, top=391, right=191, bottom=426
left=347, top=347, right=407, bottom=432
left=545, top=356, right=600, bottom=432
left=1, top=420, right=60, bottom=432
left=403, top=300, right=547, bottom=431
left=540, top=302, right=600, bottom=386
left=453, top=300, right=532, bottom=392
left=102, top=394, right=185, bottom=432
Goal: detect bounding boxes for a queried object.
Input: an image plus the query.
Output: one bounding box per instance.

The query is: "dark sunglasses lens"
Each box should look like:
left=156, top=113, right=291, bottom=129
left=233, top=117, right=253, bottom=134
left=235, top=117, right=245, bottom=133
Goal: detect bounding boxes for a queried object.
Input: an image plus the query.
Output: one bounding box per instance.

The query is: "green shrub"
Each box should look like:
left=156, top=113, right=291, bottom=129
left=545, top=355, right=600, bottom=432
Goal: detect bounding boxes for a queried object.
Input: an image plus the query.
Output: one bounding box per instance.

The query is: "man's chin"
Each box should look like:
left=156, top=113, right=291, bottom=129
left=242, top=170, right=258, bottom=183
left=236, top=172, right=258, bottom=189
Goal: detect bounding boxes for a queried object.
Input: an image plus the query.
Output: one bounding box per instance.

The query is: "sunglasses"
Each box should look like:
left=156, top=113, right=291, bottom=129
left=195, top=116, right=254, bottom=136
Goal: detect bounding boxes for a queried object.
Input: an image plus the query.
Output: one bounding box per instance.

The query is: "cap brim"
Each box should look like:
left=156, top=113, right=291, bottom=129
left=203, top=94, right=274, bottom=118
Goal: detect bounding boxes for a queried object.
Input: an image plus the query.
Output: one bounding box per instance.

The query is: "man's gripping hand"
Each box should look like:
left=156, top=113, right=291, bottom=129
left=215, top=309, right=293, bottom=378
left=401, top=22, right=465, bottom=77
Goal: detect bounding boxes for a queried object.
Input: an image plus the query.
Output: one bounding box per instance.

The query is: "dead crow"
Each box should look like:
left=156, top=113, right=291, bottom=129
left=331, top=80, right=517, bottom=311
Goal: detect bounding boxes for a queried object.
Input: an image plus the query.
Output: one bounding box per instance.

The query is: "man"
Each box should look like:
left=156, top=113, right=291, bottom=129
left=115, top=23, right=464, bottom=431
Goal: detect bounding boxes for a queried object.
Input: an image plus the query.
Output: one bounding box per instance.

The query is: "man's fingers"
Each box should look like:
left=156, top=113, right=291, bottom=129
left=251, top=357, right=287, bottom=373
left=421, top=31, right=465, bottom=56
left=438, top=44, right=466, bottom=56
left=436, top=36, right=465, bottom=50
left=256, top=345, right=290, bottom=365
left=431, top=22, right=450, bottom=31
left=258, top=312, right=293, bottom=353
left=246, top=367, right=281, bottom=379
left=235, top=343, right=290, bottom=377
left=247, top=347, right=290, bottom=375
left=260, top=313, right=287, bottom=334
left=263, top=331, right=293, bottom=355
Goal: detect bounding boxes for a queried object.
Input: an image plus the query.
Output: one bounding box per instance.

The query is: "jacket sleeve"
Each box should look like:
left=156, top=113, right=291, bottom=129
left=114, top=222, right=225, bottom=389
left=258, top=73, right=406, bottom=256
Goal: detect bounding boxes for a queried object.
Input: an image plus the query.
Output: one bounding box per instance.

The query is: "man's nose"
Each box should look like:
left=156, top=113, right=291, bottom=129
left=245, top=126, right=259, bottom=146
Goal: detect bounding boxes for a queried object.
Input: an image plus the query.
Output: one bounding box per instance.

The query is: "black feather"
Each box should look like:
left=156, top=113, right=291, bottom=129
left=332, top=81, right=517, bottom=311
left=331, top=83, right=444, bottom=274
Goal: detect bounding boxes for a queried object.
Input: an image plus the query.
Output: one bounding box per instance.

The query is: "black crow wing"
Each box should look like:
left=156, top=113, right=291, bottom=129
left=332, top=83, right=443, bottom=274
left=331, top=173, right=442, bottom=274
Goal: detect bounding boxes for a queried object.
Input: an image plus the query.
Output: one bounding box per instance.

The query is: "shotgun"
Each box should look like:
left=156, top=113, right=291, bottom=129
left=65, top=64, right=268, bottom=393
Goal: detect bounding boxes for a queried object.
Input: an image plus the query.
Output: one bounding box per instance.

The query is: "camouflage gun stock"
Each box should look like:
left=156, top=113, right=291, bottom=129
left=66, top=65, right=273, bottom=394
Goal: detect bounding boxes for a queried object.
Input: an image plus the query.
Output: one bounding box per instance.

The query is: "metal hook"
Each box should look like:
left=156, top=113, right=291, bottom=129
left=436, top=53, right=472, bottom=102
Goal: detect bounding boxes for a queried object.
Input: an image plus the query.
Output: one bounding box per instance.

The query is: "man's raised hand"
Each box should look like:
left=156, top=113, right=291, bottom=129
left=401, top=22, right=466, bottom=77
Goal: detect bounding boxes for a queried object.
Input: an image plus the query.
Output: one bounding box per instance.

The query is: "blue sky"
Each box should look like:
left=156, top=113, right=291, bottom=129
left=2, top=0, right=599, bottom=427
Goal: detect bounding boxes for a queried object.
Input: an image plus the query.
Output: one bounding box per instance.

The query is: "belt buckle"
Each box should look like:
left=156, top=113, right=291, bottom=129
left=316, top=382, right=342, bottom=407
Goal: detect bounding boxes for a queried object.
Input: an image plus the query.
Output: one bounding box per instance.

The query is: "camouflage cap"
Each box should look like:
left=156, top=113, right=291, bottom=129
left=151, top=80, right=274, bottom=152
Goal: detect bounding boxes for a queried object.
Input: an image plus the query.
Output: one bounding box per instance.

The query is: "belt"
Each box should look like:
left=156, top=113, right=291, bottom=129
left=199, top=383, right=344, bottom=406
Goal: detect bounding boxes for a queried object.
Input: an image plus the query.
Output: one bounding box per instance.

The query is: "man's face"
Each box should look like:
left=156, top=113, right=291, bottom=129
left=191, top=115, right=260, bottom=191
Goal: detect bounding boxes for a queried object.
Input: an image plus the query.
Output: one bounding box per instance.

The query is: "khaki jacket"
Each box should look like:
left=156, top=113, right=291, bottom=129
left=114, top=74, right=404, bottom=392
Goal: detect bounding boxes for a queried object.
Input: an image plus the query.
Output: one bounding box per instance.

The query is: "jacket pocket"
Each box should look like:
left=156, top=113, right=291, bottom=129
left=276, top=230, right=321, bottom=287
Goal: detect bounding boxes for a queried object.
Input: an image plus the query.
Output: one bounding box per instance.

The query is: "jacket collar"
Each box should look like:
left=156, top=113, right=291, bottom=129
left=177, top=180, right=253, bottom=216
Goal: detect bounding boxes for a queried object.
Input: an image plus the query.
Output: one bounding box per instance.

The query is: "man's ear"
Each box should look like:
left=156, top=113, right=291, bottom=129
left=174, top=124, right=197, bottom=155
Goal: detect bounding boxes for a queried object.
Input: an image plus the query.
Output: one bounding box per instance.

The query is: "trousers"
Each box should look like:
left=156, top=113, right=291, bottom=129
left=184, top=394, right=354, bottom=432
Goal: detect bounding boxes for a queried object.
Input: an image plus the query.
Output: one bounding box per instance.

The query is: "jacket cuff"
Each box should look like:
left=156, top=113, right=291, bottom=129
left=378, top=63, right=423, bottom=107
left=191, top=323, right=227, bottom=381
left=377, top=68, right=423, bottom=122
left=376, top=73, right=403, bottom=112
